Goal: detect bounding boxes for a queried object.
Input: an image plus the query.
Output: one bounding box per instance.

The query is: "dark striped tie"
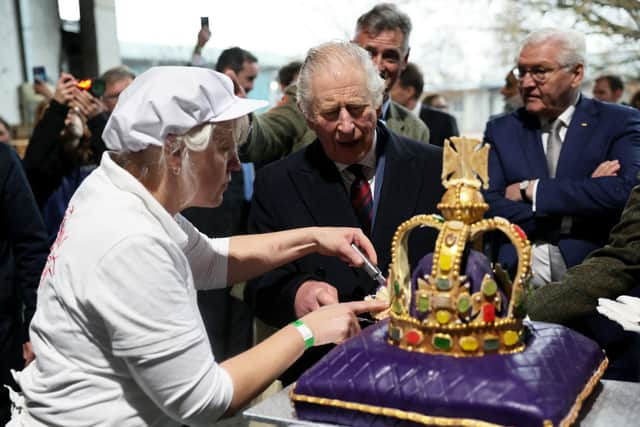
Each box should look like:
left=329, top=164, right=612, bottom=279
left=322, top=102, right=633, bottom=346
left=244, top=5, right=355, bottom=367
left=347, top=164, right=373, bottom=235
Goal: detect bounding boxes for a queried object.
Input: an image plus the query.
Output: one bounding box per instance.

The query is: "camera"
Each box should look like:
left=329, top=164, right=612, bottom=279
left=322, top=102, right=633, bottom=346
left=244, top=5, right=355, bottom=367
left=77, top=78, right=106, bottom=98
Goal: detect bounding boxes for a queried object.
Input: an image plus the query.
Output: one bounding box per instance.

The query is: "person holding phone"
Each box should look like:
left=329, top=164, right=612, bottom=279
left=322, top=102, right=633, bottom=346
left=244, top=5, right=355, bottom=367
left=7, top=66, right=386, bottom=426
left=23, top=72, right=105, bottom=241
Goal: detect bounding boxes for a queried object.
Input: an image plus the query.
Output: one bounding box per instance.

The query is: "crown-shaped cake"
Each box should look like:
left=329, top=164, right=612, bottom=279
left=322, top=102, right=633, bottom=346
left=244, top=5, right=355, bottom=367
left=386, top=137, right=532, bottom=356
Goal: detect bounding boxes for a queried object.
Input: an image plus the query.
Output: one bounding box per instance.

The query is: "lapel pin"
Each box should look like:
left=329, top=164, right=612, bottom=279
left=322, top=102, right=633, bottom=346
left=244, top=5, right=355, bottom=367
left=581, top=122, right=588, bottom=127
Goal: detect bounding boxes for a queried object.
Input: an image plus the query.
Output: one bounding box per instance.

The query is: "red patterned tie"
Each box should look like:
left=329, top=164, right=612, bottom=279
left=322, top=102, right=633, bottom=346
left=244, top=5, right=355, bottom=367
left=347, top=164, right=373, bottom=235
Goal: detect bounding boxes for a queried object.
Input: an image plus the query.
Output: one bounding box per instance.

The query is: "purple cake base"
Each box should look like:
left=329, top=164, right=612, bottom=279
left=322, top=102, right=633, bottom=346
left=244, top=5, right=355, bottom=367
left=292, top=320, right=606, bottom=427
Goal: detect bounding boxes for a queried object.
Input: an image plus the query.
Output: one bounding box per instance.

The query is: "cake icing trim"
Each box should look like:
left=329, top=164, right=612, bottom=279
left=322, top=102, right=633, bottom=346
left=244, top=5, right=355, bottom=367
left=290, top=384, right=507, bottom=427
left=557, top=355, right=608, bottom=427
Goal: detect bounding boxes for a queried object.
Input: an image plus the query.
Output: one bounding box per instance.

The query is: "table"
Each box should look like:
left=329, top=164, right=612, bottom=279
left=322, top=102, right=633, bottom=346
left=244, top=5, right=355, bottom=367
left=244, top=380, right=639, bottom=426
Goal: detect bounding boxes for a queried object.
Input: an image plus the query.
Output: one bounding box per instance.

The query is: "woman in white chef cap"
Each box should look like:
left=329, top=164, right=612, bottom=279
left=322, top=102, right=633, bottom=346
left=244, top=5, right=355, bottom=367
left=8, top=66, right=385, bottom=426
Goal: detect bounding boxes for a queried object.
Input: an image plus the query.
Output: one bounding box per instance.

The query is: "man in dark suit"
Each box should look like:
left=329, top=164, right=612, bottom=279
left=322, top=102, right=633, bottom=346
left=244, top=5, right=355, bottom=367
left=483, top=28, right=640, bottom=287
left=245, top=41, right=443, bottom=383
left=239, top=3, right=429, bottom=167
left=390, top=62, right=459, bottom=146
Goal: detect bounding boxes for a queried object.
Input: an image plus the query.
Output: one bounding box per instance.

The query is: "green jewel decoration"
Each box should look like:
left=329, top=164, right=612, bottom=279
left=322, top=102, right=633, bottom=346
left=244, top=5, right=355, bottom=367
left=436, top=277, right=451, bottom=291
left=394, top=281, right=402, bottom=296
left=433, top=334, right=452, bottom=351
left=483, top=336, right=500, bottom=351
left=457, top=295, right=471, bottom=313
left=417, top=293, right=430, bottom=313
left=389, top=326, right=403, bottom=341
left=482, top=279, right=497, bottom=297
left=392, top=300, right=404, bottom=315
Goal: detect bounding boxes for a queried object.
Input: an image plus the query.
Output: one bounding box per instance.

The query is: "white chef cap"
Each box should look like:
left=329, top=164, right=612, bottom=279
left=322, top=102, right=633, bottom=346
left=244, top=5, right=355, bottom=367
left=102, top=66, right=267, bottom=152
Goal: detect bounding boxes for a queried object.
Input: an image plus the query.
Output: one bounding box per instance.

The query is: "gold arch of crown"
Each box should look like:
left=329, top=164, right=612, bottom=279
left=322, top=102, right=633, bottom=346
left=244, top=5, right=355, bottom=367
left=386, top=137, right=532, bottom=357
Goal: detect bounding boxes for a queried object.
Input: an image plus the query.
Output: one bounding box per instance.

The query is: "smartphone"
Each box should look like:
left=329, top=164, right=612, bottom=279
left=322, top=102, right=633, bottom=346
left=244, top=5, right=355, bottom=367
left=90, top=79, right=106, bottom=98
left=33, top=65, right=47, bottom=82
left=201, top=16, right=209, bottom=28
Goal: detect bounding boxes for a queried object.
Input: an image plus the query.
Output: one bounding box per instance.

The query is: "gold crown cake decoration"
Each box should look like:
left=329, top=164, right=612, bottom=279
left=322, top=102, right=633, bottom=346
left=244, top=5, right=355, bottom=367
left=385, top=137, right=532, bottom=357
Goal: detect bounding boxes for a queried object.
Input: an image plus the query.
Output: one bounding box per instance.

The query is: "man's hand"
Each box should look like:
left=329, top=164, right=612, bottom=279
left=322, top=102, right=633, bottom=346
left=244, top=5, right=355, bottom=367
left=591, top=160, right=620, bottom=177
left=294, top=280, right=339, bottom=318
left=223, top=69, right=247, bottom=98
left=505, top=180, right=534, bottom=202
left=197, top=27, right=211, bottom=49
left=33, top=80, right=53, bottom=99
left=505, top=182, right=521, bottom=201
left=53, top=72, right=77, bottom=105
left=23, top=341, right=35, bottom=366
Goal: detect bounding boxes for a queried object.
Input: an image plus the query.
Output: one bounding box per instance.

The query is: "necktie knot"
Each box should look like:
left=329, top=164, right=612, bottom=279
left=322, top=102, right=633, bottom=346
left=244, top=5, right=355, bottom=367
left=347, top=164, right=367, bottom=180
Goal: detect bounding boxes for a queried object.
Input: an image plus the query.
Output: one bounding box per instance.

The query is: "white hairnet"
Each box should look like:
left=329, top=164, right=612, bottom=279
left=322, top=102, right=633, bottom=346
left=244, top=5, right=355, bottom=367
left=102, top=66, right=267, bottom=152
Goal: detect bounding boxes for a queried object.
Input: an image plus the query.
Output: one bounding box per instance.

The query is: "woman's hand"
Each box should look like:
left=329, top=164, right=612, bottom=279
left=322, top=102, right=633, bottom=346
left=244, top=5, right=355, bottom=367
left=53, top=72, right=78, bottom=105
left=301, top=299, right=388, bottom=346
left=312, top=227, right=378, bottom=267
left=71, top=89, right=105, bottom=120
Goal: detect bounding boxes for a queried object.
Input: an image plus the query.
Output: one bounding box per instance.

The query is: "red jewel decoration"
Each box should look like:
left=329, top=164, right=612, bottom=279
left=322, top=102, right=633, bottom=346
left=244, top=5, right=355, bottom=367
left=513, top=224, right=527, bottom=241
left=406, top=330, right=422, bottom=345
left=483, top=303, right=496, bottom=323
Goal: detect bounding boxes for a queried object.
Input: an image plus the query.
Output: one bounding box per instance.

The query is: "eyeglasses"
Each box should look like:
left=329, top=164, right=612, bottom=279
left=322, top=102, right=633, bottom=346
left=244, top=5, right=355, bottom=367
left=514, top=64, right=573, bottom=83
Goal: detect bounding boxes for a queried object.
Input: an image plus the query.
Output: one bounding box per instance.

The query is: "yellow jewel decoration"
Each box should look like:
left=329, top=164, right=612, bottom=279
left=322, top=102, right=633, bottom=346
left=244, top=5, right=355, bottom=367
left=436, top=310, right=451, bottom=324
left=460, top=336, right=479, bottom=352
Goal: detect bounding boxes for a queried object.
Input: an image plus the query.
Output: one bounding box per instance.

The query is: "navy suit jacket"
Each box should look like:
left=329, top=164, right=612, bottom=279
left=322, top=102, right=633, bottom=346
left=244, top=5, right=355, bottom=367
left=419, top=105, right=459, bottom=147
left=246, top=122, right=444, bottom=328
left=484, top=95, right=640, bottom=272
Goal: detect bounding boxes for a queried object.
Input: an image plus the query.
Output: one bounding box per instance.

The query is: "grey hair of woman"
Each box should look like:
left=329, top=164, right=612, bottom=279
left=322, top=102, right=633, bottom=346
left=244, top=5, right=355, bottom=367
left=296, top=41, right=385, bottom=119
left=520, top=28, right=586, bottom=69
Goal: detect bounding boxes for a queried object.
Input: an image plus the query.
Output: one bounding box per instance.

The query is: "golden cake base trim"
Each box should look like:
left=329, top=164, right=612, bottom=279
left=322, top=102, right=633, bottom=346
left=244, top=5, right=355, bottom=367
left=558, top=355, right=608, bottom=427
left=290, top=355, right=608, bottom=427
left=290, top=384, right=506, bottom=427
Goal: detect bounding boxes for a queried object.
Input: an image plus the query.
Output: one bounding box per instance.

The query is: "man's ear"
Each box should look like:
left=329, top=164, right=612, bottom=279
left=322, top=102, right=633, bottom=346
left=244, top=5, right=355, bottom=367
left=402, top=47, right=410, bottom=67
left=571, top=63, right=585, bottom=88
left=298, top=101, right=316, bottom=130
left=614, top=89, right=624, bottom=102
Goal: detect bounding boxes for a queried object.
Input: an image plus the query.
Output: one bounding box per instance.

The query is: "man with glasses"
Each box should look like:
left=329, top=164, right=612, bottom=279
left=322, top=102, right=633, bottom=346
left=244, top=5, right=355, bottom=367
left=483, top=28, right=640, bottom=288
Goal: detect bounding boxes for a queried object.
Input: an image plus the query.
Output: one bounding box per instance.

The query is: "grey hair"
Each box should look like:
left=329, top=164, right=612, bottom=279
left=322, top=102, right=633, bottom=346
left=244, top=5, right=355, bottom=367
left=296, top=41, right=385, bottom=118
left=355, top=3, right=412, bottom=54
left=520, top=28, right=586, bottom=68
left=179, top=123, right=215, bottom=152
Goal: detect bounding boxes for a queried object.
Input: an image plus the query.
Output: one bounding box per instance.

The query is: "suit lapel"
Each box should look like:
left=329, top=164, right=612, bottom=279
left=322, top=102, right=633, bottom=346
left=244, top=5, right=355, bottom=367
left=289, top=141, right=360, bottom=228
left=519, top=110, right=549, bottom=178
left=556, top=96, right=596, bottom=178
left=371, top=125, right=422, bottom=249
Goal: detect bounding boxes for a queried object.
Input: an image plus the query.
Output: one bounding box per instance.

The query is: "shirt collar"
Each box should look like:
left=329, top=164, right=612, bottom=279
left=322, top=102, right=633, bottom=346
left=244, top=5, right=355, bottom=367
left=334, top=130, right=378, bottom=174
left=540, top=92, right=580, bottom=129
left=381, top=98, right=392, bottom=121
left=100, top=151, right=188, bottom=248
left=412, top=101, right=422, bottom=116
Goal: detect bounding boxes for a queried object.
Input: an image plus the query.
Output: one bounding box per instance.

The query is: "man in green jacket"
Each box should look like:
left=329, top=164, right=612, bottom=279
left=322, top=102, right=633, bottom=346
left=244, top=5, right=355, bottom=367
left=241, top=3, right=429, bottom=165
left=529, top=184, right=640, bottom=380
left=528, top=184, right=640, bottom=325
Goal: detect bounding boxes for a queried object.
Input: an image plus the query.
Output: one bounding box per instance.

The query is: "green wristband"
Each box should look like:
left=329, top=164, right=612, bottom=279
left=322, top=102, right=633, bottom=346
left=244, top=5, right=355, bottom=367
left=292, top=319, right=314, bottom=350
